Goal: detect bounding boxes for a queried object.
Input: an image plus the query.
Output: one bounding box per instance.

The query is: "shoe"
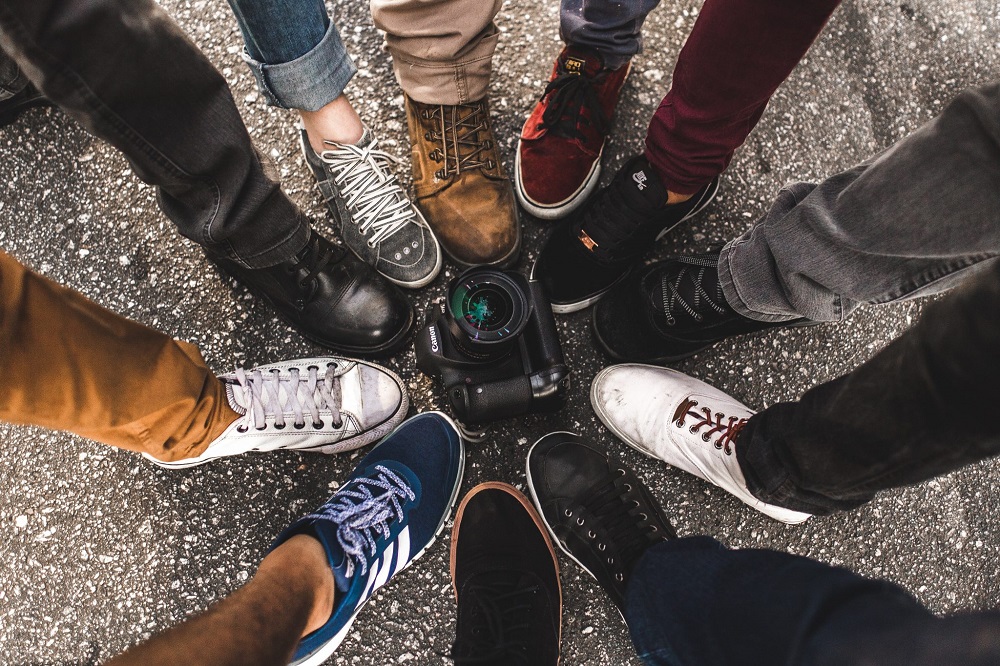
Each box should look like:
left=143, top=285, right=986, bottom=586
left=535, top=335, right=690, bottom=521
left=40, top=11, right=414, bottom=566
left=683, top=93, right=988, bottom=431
left=272, top=411, right=465, bottom=666
left=526, top=432, right=676, bottom=616
left=449, top=482, right=561, bottom=666
left=531, top=156, right=718, bottom=313
left=516, top=46, right=630, bottom=220
left=593, top=252, right=808, bottom=362
left=405, top=95, right=520, bottom=267
left=209, top=230, right=414, bottom=355
left=144, top=357, right=408, bottom=469
left=0, top=83, right=52, bottom=128
left=300, top=128, right=442, bottom=289
left=590, top=364, right=811, bottom=524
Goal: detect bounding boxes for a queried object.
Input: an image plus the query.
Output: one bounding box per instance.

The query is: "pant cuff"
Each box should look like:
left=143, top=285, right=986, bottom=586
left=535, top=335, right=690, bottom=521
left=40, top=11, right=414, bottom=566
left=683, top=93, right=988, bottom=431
left=718, top=237, right=800, bottom=323
left=242, top=21, right=357, bottom=111
left=387, top=26, right=499, bottom=105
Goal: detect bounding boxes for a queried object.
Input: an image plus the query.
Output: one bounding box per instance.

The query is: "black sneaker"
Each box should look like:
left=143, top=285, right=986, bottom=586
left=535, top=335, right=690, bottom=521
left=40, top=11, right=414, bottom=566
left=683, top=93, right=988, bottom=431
left=450, top=482, right=561, bottom=666
left=209, top=230, right=414, bottom=356
left=0, top=83, right=52, bottom=128
left=526, top=433, right=675, bottom=617
left=593, top=252, right=808, bottom=362
left=530, top=155, right=718, bottom=313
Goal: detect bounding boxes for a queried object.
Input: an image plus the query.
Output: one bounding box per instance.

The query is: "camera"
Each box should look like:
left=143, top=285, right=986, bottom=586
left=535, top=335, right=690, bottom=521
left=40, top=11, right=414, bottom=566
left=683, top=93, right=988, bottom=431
left=414, top=267, right=570, bottom=424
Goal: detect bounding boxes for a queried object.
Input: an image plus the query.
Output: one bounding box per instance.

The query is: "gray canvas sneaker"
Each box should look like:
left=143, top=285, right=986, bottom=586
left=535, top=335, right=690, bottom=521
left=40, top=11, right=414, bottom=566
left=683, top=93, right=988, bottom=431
left=301, top=128, right=442, bottom=289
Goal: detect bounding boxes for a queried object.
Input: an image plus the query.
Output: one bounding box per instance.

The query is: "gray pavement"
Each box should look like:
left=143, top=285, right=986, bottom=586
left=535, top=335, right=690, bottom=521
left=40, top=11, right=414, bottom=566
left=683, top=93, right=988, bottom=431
left=3, top=0, right=1000, bottom=664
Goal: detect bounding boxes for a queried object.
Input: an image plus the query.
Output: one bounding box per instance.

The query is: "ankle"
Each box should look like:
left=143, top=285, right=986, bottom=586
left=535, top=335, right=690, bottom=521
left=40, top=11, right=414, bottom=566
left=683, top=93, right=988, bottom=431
left=300, top=95, right=364, bottom=154
left=666, top=190, right=694, bottom=205
left=257, top=534, right=335, bottom=636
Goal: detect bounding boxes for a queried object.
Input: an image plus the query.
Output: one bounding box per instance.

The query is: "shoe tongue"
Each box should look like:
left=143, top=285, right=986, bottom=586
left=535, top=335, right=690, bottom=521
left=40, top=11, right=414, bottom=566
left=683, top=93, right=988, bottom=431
left=309, top=519, right=353, bottom=593
left=561, top=45, right=605, bottom=78
left=223, top=380, right=247, bottom=416
left=615, top=156, right=668, bottom=209
left=578, top=156, right=668, bottom=257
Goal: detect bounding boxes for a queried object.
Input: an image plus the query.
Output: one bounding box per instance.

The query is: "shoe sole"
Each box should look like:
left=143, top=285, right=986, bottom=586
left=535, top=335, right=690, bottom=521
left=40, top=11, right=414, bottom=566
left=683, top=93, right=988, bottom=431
left=514, top=144, right=603, bottom=221
left=449, top=482, right=563, bottom=664
left=538, top=177, right=722, bottom=315
left=294, top=411, right=468, bottom=666
left=588, top=370, right=810, bottom=525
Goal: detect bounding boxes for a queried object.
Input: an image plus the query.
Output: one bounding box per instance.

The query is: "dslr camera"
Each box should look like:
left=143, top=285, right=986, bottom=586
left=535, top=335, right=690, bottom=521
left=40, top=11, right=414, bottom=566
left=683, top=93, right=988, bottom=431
left=414, top=267, right=570, bottom=425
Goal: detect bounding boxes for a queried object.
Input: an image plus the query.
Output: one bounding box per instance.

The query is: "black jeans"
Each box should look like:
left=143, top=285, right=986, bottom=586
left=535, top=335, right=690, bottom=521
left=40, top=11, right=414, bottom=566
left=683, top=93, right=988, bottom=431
left=0, top=0, right=309, bottom=269
left=625, top=536, right=1000, bottom=666
left=735, top=257, right=1000, bottom=514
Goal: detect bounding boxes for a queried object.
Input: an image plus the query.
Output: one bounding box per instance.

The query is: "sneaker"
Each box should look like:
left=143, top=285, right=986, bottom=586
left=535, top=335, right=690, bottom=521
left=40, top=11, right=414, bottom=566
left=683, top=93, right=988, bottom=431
left=590, top=364, right=811, bottom=524
left=271, top=411, right=465, bottom=665
left=592, top=252, right=808, bottom=362
left=208, top=230, right=414, bottom=355
left=0, top=82, right=52, bottom=128
left=450, top=483, right=561, bottom=666
left=531, top=155, right=718, bottom=313
left=526, top=432, right=676, bottom=616
left=300, top=128, right=442, bottom=289
left=144, top=357, right=408, bottom=469
left=516, top=46, right=630, bottom=220
left=405, top=95, right=521, bottom=267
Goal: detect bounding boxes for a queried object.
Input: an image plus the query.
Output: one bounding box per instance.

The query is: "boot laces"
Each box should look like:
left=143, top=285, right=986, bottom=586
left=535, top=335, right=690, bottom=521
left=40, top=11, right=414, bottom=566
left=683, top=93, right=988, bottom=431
left=651, top=255, right=727, bottom=326
left=235, top=362, right=343, bottom=432
left=305, top=465, right=415, bottom=578
left=576, top=180, right=646, bottom=260
left=538, top=65, right=608, bottom=140
left=674, top=398, right=747, bottom=455
left=450, top=578, right=539, bottom=664
left=289, top=233, right=336, bottom=291
left=320, top=138, right=417, bottom=247
left=421, top=101, right=495, bottom=179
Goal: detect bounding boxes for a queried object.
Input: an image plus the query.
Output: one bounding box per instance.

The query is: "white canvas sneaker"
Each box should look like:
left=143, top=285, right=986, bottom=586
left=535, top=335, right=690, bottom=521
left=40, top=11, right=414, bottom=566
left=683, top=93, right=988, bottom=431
left=146, top=357, right=408, bottom=469
left=590, top=364, right=810, bottom=524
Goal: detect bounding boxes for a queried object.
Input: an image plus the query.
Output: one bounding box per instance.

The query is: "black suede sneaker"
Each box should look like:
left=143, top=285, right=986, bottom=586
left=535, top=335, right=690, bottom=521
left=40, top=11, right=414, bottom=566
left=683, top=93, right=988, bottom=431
left=209, top=230, right=414, bottom=356
left=530, top=155, right=718, bottom=313
left=0, top=83, right=52, bottom=128
left=450, top=482, right=561, bottom=666
left=593, top=252, right=808, bottom=362
left=526, top=433, right=675, bottom=617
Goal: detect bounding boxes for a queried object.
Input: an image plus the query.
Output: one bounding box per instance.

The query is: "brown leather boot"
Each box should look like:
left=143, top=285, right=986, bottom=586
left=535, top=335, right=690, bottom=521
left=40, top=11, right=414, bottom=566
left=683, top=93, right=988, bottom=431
left=405, top=95, right=520, bottom=267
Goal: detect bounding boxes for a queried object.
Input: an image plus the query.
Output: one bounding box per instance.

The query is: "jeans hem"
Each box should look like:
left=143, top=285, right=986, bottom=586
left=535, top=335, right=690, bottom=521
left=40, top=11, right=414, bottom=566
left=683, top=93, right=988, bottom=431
left=718, top=237, right=801, bottom=323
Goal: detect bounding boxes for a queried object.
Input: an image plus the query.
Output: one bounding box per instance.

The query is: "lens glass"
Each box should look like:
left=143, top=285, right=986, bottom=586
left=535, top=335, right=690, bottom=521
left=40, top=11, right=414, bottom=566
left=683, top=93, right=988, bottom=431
left=459, top=285, right=512, bottom=335
left=447, top=270, right=529, bottom=349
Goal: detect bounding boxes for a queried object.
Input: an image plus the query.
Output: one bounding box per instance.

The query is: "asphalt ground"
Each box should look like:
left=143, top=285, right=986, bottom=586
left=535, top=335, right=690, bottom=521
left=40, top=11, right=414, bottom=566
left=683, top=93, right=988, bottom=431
left=2, top=0, right=1000, bottom=664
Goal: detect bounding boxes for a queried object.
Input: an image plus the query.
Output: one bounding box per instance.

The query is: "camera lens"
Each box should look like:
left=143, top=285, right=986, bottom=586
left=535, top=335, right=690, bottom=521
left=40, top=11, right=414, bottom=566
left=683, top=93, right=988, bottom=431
left=446, top=268, right=530, bottom=359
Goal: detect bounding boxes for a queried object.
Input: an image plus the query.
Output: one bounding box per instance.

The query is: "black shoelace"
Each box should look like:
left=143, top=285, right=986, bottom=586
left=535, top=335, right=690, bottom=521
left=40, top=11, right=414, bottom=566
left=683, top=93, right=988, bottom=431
left=288, top=233, right=336, bottom=293
left=421, top=102, right=496, bottom=179
left=648, top=255, right=728, bottom=326
left=538, top=66, right=608, bottom=140
left=575, top=178, right=649, bottom=261
left=450, top=579, right=539, bottom=665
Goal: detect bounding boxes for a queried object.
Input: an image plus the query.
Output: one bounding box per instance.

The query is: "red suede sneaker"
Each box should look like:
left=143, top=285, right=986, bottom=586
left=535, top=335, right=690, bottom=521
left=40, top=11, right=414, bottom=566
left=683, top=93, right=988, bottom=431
left=516, top=46, right=630, bottom=220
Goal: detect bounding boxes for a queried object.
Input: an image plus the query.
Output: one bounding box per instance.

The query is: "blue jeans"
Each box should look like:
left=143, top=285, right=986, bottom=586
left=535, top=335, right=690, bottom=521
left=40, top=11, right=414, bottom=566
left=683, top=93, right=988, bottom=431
left=227, top=0, right=356, bottom=111
left=560, top=0, right=661, bottom=68
left=625, top=537, right=1000, bottom=665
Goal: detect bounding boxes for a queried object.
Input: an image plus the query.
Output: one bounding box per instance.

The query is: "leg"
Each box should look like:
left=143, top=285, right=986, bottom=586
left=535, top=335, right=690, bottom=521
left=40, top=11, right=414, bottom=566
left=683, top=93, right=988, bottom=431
left=559, top=0, right=661, bottom=69
left=646, top=0, right=842, bottom=197
left=0, top=250, right=238, bottom=461
left=625, top=537, right=1000, bottom=666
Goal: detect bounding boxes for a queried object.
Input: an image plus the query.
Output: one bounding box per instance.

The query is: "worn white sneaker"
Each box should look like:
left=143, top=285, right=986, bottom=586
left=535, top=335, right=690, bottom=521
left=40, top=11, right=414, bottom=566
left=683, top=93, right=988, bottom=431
left=146, top=357, right=408, bottom=469
left=590, top=364, right=810, bottom=524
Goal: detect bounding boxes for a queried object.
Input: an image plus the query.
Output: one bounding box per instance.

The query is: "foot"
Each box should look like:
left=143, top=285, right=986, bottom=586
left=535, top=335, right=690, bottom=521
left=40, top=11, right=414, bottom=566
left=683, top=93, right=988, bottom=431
left=405, top=95, right=520, bottom=267
left=526, top=433, right=676, bottom=617
left=0, top=83, right=52, bottom=128
left=208, top=230, right=414, bottom=355
left=592, top=252, right=805, bottom=362
left=144, top=357, right=408, bottom=469
left=516, top=46, right=630, bottom=220
left=271, top=412, right=465, bottom=665
left=531, top=156, right=718, bottom=313
left=450, top=483, right=561, bottom=666
left=300, top=127, right=442, bottom=288
left=590, top=364, right=811, bottom=524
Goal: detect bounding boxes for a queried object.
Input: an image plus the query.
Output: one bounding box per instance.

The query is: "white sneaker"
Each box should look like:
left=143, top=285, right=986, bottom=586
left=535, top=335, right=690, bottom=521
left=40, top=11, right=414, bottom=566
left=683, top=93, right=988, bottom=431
left=146, top=357, right=408, bottom=469
left=590, top=364, right=811, bottom=524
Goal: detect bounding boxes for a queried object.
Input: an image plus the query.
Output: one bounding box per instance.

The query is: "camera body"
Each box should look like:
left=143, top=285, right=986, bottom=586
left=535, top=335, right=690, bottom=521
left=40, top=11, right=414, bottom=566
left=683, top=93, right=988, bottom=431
left=414, top=267, right=570, bottom=424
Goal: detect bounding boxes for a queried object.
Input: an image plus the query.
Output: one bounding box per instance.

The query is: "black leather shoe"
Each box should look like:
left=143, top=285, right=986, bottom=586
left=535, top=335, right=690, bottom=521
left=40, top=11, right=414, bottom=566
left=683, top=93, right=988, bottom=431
left=0, top=83, right=53, bottom=128
left=450, top=483, right=561, bottom=666
left=527, top=433, right=675, bottom=617
left=209, top=231, right=414, bottom=355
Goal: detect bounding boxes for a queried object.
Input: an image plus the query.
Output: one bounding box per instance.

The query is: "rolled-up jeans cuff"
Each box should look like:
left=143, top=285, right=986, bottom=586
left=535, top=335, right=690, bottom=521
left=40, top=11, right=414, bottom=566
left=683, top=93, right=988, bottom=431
left=388, top=26, right=499, bottom=105
left=241, top=21, right=356, bottom=111
left=718, top=236, right=800, bottom=324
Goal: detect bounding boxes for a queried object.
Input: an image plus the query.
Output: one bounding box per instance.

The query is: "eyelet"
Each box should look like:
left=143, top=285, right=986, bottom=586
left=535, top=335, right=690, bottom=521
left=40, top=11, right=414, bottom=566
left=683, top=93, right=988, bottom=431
left=308, top=365, right=319, bottom=372
left=333, top=420, right=344, bottom=429
left=274, top=423, right=285, bottom=430
left=576, top=518, right=585, bottom=526
left=327, top=362, right=337, bottom=369
left=564, top=509, right=573, bottom=517
left=313, top=420, right=325, bottom=429
left=607, top=557, right=615, bottom=565
left=294, top=422, right=306, bottom=430
left=588, top=530, right=596, bottom=539
left=690, top=426, right=699, bottom=434
left=632, top=500, right=640, bottom=508
left=702, top=434, right=712, bottom=442
left=617, top=469, right=626, bottom=477
left=236, top=425, right=248, bottom=433
left=650, top=525, right=658, bottom=532
left=623, top=483, right=632, bottom=492
left=639, top=513, right=648, bottom=521
left=615, top=573, right=624, bottom=582
left=598, top=543, right=606, bottom=551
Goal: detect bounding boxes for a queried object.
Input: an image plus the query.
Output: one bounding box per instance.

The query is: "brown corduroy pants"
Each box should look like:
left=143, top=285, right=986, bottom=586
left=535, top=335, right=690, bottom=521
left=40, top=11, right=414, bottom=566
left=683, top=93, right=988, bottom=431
left=0, top=250, right=238, bottom=462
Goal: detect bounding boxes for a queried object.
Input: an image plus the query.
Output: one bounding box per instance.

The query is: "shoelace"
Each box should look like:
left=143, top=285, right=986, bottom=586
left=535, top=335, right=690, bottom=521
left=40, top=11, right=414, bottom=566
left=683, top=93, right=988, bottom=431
left=674, top=397, right=747, bottom=455
left=235, top=363, right=343, bottom=432
left=288, top=233, right=336, bottom=292
left=421, top=102, right=496, bottom=179
left=652, top=255, right=727, bottom=325
left=320, top=138, right=417, bottom=247
left=538, top=66, right=607, bottom=140
left=451, top=580, right=538, bottom=665
left=306, top=465, right=415, bottom=578
left=575, top=178, right=646, bottom=260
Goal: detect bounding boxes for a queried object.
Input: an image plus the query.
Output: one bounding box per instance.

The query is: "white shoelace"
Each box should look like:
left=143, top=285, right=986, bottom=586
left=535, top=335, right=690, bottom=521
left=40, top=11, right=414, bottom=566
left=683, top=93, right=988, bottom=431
left=234, top=364, right=343, bottom=431
left=320, top=139, right=417, bottom=247
left=306, top=465, right=415, bottom=577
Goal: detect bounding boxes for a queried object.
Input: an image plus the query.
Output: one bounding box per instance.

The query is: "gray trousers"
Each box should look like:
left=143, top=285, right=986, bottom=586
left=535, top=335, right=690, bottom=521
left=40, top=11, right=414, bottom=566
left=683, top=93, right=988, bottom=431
left=719, top=82, right=1000, bottom=323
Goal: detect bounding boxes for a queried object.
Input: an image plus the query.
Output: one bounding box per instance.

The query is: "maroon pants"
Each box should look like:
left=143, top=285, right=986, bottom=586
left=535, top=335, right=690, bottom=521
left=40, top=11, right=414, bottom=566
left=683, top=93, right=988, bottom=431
left=645, top=0, right=843, bottom=195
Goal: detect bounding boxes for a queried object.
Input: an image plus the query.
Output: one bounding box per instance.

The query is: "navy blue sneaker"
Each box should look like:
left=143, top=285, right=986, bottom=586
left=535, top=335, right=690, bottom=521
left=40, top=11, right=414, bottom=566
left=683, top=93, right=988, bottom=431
left=270, top=411, right=466, bottom=665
